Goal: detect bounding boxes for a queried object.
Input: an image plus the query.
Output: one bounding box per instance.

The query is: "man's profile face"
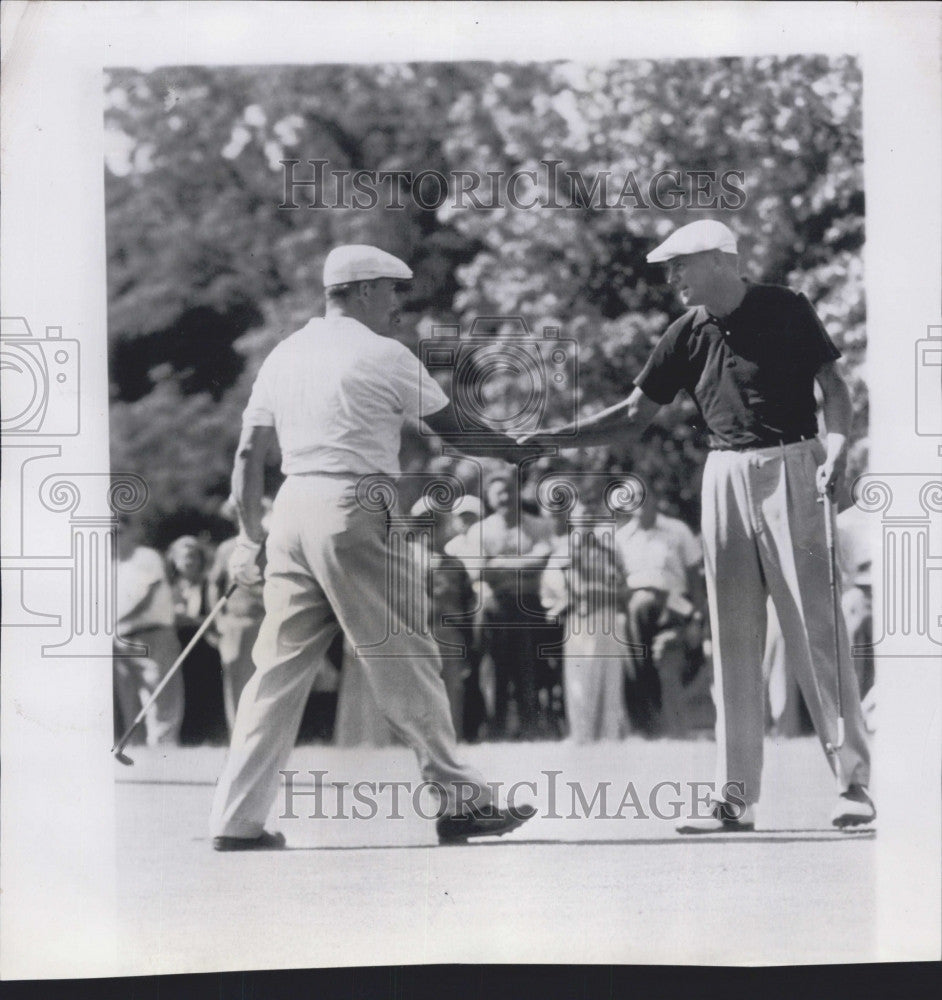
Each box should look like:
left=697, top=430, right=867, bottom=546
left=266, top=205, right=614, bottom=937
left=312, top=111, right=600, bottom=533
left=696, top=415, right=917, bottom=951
left=358, top=278, right=403, bottom=335
left=665, top=251, right=717, bottom=307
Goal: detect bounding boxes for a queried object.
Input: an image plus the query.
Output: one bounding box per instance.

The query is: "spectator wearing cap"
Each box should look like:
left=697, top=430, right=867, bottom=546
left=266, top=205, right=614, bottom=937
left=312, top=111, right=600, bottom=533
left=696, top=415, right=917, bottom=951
left=113, top=515, right=183, bottom=746
left=522, top=219, right=873, bottom=832
left=213, top=244, right=533, bottom=849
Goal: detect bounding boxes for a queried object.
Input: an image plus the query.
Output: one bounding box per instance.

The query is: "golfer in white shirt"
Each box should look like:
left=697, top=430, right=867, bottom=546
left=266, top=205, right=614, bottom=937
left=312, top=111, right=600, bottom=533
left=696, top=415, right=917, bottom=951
left=211, top=245, right=534, bottom=849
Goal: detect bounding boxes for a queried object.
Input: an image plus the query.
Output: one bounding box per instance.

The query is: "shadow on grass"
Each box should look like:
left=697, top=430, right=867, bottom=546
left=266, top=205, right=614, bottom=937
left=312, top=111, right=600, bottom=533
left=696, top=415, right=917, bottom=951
left=197, top=829, right=875, bottom=852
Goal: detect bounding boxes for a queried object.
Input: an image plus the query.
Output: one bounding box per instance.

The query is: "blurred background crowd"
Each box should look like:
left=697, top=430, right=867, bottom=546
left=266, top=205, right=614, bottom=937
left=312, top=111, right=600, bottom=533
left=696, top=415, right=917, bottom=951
left=106, top=55, right=871, bottom=748
left=113, top=445, right=874, bottom=748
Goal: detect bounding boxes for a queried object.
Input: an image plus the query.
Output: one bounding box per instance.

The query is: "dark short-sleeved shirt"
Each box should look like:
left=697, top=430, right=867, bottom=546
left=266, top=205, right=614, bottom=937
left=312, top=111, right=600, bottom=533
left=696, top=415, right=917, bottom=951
left=635, top=283, right=841, bottom=450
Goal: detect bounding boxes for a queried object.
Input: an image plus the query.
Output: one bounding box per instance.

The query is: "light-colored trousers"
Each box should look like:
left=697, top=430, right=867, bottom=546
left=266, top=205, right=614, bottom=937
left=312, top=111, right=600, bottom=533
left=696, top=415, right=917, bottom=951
left=113, top=626, right=183, bottom=746
left=334, top=638, right=398, bottom=747
left=211, top=475, right=489, bottom=838
left=563, top=614, right=626, bottom=743
left=216, top=615, right=262, bottom=734
left=701, top=439, right=870, bottom=807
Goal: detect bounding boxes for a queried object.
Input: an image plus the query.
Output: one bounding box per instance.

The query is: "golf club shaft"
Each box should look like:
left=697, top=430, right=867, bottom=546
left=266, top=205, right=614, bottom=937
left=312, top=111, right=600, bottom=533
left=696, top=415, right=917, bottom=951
left=111, top=581, right=237, bottom=757
left=823, top=489, right=845, bottom=750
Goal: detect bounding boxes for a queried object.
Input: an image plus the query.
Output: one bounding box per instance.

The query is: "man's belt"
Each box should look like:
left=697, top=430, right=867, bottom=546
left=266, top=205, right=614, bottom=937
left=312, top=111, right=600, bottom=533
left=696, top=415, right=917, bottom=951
left=711, top=432, right=816, bottom=452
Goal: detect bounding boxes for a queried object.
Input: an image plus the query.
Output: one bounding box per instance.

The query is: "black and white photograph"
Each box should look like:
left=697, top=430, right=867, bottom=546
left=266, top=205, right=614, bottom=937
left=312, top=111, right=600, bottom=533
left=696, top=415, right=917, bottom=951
left=1, top=0, right=940, bottom=983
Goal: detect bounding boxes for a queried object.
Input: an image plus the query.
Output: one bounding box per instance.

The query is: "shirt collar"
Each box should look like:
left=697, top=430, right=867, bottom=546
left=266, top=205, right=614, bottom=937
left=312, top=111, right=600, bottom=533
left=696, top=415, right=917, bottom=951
left=707, top=279, right=753, bottom=330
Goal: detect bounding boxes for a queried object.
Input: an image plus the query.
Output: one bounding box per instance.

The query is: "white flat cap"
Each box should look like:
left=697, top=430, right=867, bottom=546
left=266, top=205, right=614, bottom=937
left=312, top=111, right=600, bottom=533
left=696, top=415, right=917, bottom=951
left=323, top=244, right=413, bottom=287
left=451, top=495, right=483, bottom=519
left=646, top=220, right=738, bottom=263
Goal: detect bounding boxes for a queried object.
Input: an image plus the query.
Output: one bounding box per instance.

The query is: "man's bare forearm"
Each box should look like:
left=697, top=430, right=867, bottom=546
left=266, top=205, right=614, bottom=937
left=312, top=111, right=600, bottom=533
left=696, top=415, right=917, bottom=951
left=815, top=361, right=853, bottom=493
left=232, top=425, right=273, bottom=543
left=819, top=367, right=852, bottom=462
left=422, top=407, right=519, bottom=461
left=528, top=387, right=661, bottom=449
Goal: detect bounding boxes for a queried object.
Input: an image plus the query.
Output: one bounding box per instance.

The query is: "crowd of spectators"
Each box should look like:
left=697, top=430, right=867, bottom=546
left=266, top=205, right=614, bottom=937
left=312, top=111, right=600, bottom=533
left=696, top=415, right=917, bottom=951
left=113, top=458, right=873, bottom=748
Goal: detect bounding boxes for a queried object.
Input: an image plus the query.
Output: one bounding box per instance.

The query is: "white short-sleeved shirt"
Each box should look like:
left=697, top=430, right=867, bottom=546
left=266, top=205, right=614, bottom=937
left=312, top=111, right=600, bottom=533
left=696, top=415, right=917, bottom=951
left=613, top=513, right=702, bottom=596
left=242, top=316, right=449, bottom=476
left=117, top=546, right=175, bottom=632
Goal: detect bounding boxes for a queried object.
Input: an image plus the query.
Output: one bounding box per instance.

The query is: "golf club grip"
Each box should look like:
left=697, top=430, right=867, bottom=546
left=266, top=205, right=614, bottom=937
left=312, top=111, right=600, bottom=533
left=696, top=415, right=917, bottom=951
left=823, top=491, right=837, bottom=579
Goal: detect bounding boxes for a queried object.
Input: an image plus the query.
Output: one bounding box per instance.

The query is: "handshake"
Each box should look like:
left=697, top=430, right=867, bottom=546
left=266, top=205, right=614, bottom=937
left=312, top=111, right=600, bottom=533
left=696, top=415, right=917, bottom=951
left=513, top=429, right=565, bottom=448
left=476, top=427, right=571, bottom=466
left=497, top=393, right=641, bottom=457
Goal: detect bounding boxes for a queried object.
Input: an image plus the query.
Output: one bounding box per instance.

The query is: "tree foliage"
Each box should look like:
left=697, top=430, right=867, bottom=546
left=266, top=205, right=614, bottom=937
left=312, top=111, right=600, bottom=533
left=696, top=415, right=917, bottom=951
left=106, top=56, right=865, bottom=536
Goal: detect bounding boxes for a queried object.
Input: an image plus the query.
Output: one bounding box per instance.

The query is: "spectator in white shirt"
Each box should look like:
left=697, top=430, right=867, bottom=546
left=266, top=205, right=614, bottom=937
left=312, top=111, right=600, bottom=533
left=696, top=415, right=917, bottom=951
left=113, top=514, right=183, bottom=746
left=613, top=484, right=705, bottom=736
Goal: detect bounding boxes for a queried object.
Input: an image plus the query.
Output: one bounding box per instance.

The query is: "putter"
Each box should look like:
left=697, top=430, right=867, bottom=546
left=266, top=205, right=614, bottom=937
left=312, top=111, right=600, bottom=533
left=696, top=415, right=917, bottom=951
left=821, top=487, right=845, bottom=754
left=111, top=580, right=238, bottom=765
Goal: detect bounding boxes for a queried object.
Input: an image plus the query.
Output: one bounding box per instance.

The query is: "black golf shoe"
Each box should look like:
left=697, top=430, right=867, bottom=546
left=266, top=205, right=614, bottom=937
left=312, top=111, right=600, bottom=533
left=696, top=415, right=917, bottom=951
left=213, top=830, right=287, bottom=852
left=437, top=803, right=536, bottom=845
left=676, top=801, right=756, bottom=834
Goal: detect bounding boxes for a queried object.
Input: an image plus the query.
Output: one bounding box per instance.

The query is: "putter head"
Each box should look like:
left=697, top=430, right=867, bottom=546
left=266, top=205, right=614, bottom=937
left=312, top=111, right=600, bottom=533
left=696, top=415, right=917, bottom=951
left=113, top=747, right=135, bottom=766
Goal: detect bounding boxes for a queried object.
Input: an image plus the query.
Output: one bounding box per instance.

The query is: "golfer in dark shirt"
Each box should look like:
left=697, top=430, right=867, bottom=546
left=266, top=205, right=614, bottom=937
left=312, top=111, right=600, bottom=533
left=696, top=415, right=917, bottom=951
left=525, top=220, right=874, bottom=832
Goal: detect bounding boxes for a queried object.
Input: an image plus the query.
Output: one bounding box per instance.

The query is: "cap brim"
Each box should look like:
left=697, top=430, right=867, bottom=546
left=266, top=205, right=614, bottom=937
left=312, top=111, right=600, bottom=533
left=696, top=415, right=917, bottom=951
left=646, top=248, right=676, bottom=263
